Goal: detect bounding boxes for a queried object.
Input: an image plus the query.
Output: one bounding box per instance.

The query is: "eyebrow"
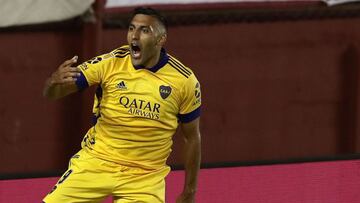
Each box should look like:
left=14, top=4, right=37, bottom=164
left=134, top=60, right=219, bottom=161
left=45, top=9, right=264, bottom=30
left=129, top=23, right=151, bottom=30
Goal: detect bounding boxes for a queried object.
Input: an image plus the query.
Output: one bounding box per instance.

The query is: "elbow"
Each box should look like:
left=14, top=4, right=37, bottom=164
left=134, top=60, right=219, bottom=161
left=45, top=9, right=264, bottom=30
left=43, top=92, right=57, bottom=100
left=43, top=79, right=57, bottom=100
left=43, top=87, right=60, bottom=100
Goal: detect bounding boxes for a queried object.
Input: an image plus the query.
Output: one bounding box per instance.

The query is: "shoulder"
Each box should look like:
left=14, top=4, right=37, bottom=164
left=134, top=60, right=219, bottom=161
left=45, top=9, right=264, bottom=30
left=111, top=45, right=130, bottom=58
left=166, top=54, right=194, bottom=79
left=79, top=45, right=130, bottom=69
left=88, top=45, right=130, bottom=63
left=100, top=45, right=130, bottom=62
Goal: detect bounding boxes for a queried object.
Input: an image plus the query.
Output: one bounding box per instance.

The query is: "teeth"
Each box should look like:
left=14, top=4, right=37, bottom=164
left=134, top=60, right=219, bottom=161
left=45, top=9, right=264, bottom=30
left=131, top=42, right=138, bottom=47
left=131, top=43, right=140, bottom=52
left=130, top=43, right=140, bottom=58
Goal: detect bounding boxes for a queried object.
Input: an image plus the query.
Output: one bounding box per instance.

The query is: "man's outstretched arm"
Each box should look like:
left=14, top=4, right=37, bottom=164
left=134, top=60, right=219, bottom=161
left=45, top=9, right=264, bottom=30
left=177, top=117, right=201, bottom=203
left=43, top=56, right=80, bottom=100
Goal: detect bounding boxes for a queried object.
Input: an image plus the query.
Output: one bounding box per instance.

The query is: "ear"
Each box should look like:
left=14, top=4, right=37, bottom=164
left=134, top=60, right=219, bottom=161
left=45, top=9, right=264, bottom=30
left=157, top=34, right=167, bottom=47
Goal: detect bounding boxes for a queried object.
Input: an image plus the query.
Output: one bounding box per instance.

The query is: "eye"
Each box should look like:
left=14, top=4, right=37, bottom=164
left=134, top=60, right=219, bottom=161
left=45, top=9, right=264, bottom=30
left=142, top=27, right=150, bottom=34
left=128, top=26, right=134, bottom=31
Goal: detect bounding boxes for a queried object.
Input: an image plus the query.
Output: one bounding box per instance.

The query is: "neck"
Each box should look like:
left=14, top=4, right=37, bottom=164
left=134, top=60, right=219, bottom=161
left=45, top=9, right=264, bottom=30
left=144, top=49, right=162, bottom=69
left=133, top=48, right=168, bottom=73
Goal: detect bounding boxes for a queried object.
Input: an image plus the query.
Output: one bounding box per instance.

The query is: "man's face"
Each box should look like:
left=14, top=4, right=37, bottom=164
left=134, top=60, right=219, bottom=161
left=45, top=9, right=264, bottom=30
left=127, top=14, right=166, bottom=67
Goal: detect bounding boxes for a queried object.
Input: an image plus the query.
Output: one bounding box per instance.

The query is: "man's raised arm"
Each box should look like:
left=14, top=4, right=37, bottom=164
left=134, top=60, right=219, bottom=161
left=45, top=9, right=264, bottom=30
left=43, top=56, right=81, bottom=100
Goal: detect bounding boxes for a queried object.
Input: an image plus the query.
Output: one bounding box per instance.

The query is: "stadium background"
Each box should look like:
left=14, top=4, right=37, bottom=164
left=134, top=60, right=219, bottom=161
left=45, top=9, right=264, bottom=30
left=1, top=0, right=360, bottom=202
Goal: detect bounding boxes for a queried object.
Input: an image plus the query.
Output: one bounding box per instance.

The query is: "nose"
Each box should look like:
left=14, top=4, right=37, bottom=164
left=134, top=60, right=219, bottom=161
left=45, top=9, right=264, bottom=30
left=131, top=29, right=140, bottom=40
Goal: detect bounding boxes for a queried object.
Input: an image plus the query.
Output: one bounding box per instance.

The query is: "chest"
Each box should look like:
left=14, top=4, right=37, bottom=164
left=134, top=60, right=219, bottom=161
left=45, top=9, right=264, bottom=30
left=100, top=70, right=181, bottom=118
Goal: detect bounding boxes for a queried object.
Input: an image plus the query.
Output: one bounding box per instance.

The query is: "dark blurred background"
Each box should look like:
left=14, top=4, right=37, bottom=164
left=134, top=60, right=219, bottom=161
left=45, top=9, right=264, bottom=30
left=1, top=0, right=360, bottom=177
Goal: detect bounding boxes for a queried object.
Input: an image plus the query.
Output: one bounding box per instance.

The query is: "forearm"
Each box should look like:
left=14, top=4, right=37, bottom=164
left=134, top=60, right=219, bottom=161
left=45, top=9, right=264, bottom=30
left=43, top=55, right=80, bottom=100
left=43, top=77, right=78, bottom=100
left=182, top=133, right=201, bottom=195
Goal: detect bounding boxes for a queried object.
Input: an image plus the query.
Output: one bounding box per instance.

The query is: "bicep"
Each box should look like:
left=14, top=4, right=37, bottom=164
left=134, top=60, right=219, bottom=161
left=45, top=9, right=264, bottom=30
left=180, top=117, right=201, bottom=140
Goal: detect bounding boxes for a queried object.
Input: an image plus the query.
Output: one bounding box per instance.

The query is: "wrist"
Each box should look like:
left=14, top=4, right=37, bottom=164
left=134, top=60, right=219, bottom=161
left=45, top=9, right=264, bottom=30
left=182, top=188, right=196, bottom=195
left=47, top=75, right=58, bottom=86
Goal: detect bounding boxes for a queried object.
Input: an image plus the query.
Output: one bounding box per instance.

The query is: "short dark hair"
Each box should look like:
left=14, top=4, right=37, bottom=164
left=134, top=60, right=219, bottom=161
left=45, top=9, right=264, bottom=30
left=131, top=7, right=167, bottom=30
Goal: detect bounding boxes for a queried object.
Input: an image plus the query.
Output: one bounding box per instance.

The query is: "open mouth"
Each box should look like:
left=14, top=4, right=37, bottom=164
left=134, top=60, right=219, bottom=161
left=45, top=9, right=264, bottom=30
left=131, top=42, right=141, bottom=59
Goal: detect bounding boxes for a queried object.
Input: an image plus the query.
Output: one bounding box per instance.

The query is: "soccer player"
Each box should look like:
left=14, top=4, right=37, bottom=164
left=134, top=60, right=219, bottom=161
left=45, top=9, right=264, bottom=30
left=42, top=7, right=201, bottom=203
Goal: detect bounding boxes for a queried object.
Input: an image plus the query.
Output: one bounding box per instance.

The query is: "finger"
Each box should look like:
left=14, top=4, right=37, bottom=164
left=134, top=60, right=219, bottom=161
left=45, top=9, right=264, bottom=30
left=60, top=55, right=78, bottom=68
left=62, top=66, right=81, bottom=73
left=62, top=76, right=78, bottom=83
left=63, top=71, right=81, bottom=78
left=72, top=67, right=81, bottom=72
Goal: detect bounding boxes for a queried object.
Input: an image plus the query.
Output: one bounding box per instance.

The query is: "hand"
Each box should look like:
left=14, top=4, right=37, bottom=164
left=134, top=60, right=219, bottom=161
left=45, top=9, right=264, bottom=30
left=176, top=192, right=195, bottom=203
left=49, top=56, right=80, bottom=85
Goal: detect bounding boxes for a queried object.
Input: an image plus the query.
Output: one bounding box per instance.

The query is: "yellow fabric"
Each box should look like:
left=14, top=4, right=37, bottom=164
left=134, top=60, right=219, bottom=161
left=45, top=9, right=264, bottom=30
left=43, top=149, right=170, bottom=203
left=77, top=45, right=201, bottom=170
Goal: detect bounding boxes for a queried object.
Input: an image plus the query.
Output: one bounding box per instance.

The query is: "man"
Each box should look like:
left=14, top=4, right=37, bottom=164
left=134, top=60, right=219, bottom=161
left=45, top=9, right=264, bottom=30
left=43, top=7, right=201, bottom=203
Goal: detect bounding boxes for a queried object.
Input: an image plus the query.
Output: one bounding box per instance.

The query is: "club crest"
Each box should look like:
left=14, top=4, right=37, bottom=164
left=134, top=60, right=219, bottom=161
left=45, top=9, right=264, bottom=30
left=159, top=85, right=172, bottom=99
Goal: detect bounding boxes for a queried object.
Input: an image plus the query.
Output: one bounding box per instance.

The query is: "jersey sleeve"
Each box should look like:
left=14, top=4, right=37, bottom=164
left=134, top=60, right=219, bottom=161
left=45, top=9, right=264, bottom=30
left=178, top=74, right=202, bottom=123
left=75, top=53, right=112, bottom=90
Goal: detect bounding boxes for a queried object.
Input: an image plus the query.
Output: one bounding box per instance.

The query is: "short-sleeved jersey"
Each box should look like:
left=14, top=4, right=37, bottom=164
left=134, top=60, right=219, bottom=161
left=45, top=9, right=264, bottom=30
left=75, top=45, right=201, bottom=169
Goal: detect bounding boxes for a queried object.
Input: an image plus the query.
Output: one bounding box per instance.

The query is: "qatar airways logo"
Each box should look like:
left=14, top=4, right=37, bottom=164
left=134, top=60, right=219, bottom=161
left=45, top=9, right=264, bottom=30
left=119, top=96, right=161, bottom=120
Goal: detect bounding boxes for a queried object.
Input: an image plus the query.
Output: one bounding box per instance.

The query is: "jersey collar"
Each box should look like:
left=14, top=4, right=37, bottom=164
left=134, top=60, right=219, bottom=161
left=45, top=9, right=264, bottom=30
left=133, top=48, right=169, bottom=73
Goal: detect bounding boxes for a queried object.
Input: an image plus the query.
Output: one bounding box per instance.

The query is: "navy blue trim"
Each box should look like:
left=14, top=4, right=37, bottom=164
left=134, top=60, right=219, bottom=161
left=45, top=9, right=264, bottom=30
left=95, top=85, right=102, bottom=100
left=178, top=107, right=201, bottom=123
left=92, top=114, right=101, bottom=125
left=92, top=85, right=102, bottom=125
left=75, top=72, right=89, bottom=90
left=168, top=57, right=191, bottom=75
left=168, top=60, right=189, bottom=78
left=133, top=48, right=168, bottom=73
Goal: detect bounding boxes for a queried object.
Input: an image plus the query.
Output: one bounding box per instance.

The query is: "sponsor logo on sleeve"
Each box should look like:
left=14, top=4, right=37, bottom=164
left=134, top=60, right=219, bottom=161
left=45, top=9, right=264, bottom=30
left=79, top=63, right=88, bottom=71
left=193, top=82, right=201, bottom=106
left=87, top=56, right=103, bottom=64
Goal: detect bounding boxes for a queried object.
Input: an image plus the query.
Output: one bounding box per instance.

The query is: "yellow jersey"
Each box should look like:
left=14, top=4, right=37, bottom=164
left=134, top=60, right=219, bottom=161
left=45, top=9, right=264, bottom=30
left=75, top=45, right=201, bottom=169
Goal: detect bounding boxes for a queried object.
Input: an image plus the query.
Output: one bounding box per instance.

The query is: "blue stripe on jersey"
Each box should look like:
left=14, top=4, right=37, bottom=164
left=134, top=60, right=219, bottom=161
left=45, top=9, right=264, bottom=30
left=178, top=107, right=201, bottom=123
left=92, top=85, right=102, bottom=125
left=95, top=85, right=103, bottom=100
left=75, top=72, right=89, bottom=90
left=92, top=114, right=100, bottom=125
